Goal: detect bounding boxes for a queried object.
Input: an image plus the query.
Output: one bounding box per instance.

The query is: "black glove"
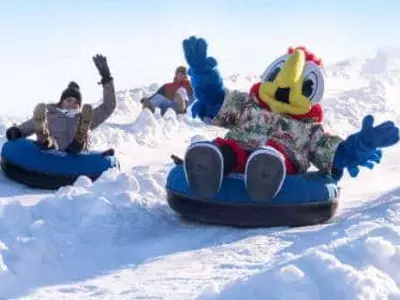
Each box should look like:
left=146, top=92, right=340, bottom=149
left=6, top=126, right=22, bottom=141
left=101, top=148, right=115, bottom=157
left=93, top=54, right=113, bottom=85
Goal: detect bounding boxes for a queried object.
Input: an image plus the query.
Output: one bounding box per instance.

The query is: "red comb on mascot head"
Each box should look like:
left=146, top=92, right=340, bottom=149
left=181, top=36, right=399, bottom=203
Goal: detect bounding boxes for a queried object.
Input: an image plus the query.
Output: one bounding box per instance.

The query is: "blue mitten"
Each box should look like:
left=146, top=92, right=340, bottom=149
left=333, top=115, right=399, bottom=179
left=182, top=36, right=226, bottom=120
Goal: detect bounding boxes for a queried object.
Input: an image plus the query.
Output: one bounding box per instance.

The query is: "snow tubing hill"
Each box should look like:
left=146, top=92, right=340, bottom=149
left=166, top=163, right=339, bottom=228
left=1, top=138, right=119, bottom=190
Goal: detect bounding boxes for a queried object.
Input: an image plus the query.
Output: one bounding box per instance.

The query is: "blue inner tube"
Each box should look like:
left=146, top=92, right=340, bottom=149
left=166, top=164, right=339, bottom=227
left=1, top=138, right=119, bottom=189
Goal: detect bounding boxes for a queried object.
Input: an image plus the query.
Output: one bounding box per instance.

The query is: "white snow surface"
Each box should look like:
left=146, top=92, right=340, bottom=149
left=1, top=47, right=400, bottom=299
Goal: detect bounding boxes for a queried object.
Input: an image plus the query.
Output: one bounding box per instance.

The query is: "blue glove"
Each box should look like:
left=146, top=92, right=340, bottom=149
left=182, top=36, right=226, bottom=120
left=333, top=115, right=399, bottom=179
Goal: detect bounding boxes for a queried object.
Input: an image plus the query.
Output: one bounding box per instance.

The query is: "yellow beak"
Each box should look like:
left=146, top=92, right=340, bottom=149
left=275, top=49, right=305, bottom=87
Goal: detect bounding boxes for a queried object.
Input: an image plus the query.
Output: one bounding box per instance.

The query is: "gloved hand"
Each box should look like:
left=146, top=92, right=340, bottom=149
left=346, top=149, right=382, bottom=177
left=93, top=54, right=113, bottom=85
left=182, top=36, right=226, bottom=120
left=333, top=115, right=399, bottom=178
left=6, top=126, right=22, bottom=141
left=183, top=36, right=218, bottom=72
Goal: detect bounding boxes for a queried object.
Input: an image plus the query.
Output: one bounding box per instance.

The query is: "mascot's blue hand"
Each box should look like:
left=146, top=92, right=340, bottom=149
left=183, top=36, right=226, bottom=120
left=359, top=115, right=399, bottom=149
left=333, top=115, right=399, bottom=178
left=347, top=149, right=382, bottom=177
left=183, top=36, right=207, bottom=69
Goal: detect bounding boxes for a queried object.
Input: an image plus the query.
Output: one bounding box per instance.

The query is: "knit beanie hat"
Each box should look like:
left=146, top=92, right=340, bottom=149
left=59, top=81, right=82, bottom=106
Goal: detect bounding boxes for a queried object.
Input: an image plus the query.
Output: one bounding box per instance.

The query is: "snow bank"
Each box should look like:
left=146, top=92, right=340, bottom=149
left=200, top=189, right=400, bottom=300
left=0, top=165, right=181, bottom=298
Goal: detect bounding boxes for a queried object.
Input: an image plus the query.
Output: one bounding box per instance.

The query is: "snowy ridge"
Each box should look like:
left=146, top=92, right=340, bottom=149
left=202, top=189, right=400, bottom=300
left=0, top=167, right=178, bottom=297
left=0, top=47, right=400, bottom=299
left=323, top=47, right=400, bottom=137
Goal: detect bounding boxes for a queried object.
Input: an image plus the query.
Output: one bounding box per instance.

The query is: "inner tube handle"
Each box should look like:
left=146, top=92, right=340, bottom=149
left=171, top=154, right=183, bottom=165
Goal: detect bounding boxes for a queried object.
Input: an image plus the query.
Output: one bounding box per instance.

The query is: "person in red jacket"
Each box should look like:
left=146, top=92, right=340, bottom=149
left=141, top=66, right=194, bottom=115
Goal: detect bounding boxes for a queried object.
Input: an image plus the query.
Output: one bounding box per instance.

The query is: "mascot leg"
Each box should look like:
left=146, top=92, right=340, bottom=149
left=184, top=138, right=249, bottom=198
left=245, top=146, right=286, bottom=202
left=184, top=141, right=225, bottom=198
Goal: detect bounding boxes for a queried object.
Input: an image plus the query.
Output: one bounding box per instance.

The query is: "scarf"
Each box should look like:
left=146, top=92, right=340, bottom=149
left=56, top=108, right=80, bottom=118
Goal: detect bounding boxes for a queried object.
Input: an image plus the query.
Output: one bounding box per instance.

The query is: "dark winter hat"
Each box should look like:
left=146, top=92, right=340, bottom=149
left=59, top=81, right=82, bottom=106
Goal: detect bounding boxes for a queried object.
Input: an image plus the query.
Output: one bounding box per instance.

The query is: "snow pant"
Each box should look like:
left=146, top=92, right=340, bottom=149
left=150, top=88, right=188, bottom=115
left=214, top=138, right=297, bottom=175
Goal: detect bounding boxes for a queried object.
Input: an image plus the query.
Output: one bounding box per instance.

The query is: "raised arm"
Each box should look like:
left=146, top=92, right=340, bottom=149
left=183, top=36, right=226, bottom=122
left=91, top=54, right=116, bottom=130
left=183, top=36, right=248, bottom=128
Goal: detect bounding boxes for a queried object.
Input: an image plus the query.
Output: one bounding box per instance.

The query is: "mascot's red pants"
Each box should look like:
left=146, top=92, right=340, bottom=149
left=214, top=137, right=297, bottom=175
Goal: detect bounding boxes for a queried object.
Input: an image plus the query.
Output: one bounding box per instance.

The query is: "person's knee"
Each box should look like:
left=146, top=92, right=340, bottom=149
left=173, top=93, right=187, bottom=113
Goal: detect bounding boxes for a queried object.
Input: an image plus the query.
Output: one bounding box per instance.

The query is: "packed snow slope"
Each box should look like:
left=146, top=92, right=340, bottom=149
left=0, top=47, right=400, bottom=299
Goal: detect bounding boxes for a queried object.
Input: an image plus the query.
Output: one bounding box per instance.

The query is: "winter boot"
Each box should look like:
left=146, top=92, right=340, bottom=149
left=33, top=103, right=55, bottom=149
left=184, top=142, right=236, bottom=198
left=245, top=146, right=286, bottom=202
left=173, top=92, right=188, bottom=114
left=66, top=104, right=93, bottom=154
left=141, top=97, right=155, bottom=113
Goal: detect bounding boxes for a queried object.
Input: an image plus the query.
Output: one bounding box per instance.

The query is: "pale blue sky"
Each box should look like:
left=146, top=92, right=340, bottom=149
left=1, top=0, right=399, bottom=117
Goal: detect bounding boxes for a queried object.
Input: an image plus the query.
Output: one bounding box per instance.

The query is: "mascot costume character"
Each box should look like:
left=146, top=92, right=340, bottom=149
left=181, top=36, right=399, bottom=202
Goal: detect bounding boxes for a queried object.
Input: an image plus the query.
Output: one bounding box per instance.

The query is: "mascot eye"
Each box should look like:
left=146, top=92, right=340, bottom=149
left=260, top=54, right=290, bottom=82
left=302, top=62, right=324, bottom=104
left=302, top=79, right=314, bottom=98
left=266, top=67, right=280, bottom=82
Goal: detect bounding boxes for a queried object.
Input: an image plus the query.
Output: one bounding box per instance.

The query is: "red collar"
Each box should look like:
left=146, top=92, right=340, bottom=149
left=249, top=82, right=323, bottom=123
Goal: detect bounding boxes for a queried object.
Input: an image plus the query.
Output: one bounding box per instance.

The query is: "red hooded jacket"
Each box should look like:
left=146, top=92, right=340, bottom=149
left=155, top=78, right=193, bottom=101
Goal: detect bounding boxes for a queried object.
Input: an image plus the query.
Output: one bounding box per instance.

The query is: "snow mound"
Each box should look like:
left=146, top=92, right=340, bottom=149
left=200, top=190, right=400, bottom=300
left=0, top=165, right=180, bottom=298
